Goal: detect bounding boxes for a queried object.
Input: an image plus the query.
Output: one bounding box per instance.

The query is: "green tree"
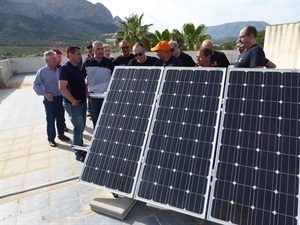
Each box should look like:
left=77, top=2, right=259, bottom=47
left=172, top=23, right=210, bottom=50
left=113, top=13, right=153, bottom=50
left=256, top=30, right=265, bottom=47
left=148, top=29, right=172, bottom=48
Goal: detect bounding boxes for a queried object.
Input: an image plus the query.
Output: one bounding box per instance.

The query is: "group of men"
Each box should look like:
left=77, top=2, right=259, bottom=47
left=33, top=25, right=275, bottom=162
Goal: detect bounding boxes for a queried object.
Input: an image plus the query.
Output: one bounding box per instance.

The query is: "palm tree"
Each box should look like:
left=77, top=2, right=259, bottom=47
left=172, top=23, right=210, bottom=50
left=113, top=14, right=153, bottom=50
left=147, top=29, right=172, bottom=48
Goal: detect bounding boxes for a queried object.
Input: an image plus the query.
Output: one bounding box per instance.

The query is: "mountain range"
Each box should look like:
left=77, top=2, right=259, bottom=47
left=0, top=0, right=269, bottom=46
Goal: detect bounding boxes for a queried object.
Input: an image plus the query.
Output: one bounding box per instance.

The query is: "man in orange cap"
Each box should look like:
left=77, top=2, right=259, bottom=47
left=151, top=41, right=182, bottom=67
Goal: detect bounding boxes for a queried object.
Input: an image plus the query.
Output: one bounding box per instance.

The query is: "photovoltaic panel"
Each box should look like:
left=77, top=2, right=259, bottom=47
left=135, top=68, right=226, bottom=218
left=208, top=69, right=300, bottom=225
left=80, top=67, right=164, bottom=197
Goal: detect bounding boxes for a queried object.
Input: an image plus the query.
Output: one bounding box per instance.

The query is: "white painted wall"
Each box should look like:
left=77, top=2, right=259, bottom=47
left=0, top=59, right=13, bottom=88
left=264, top=22, right=300, bottom=69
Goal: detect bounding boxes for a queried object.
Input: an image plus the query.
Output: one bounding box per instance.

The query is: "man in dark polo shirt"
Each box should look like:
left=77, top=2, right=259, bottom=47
left=202, top=39, right=230, bottom=67
left=59, top=46, right=87, bottom=162
left=82, top=41, right=114, bottom=128
left=151, top=41, right=182, bottom=67
left=169, top=40, right=196, bottom=67
left=128, top=42, right=158, bottom=66
left=112, top=40, right=135, bottom=66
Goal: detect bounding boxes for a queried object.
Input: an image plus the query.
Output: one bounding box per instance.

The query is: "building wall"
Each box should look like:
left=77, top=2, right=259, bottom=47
left=264, top=22, right=300, bottom=69
left=0, top=59, right=13, bottom=88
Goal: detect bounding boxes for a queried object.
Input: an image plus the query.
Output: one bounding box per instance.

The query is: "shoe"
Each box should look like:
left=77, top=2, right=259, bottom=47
left=80, top=151, right=87, bottom=162
left=49, top=140, right=57, bottom=147
left=112, top=193, right=119, bottom=198
left=75, top=151, right=86, bottom=162
left=58, top=135, right=71, bottom=141
left=64, top=127, right=68, bottom=132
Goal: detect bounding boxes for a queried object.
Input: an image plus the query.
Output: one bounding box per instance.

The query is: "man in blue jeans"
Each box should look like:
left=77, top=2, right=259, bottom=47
left=59, top=46, right=87, bottom=162
left=81, top=41, right=114, bottom=128
left=33, top=50, right=70, bottom=147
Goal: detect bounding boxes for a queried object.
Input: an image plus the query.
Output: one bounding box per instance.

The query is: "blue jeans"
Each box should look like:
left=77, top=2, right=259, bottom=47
left=43, top=96, right=65, bottom=141
left=90, top=98, right=104, bottom=128
left=63, top=100, right=87, bottom=146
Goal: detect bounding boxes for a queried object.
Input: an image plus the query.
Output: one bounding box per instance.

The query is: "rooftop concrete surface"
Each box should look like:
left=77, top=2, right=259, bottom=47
left=0, top=74, right=219, bottom=225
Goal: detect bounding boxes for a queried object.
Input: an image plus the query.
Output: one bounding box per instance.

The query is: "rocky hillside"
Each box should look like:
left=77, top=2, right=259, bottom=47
left=0, top=0, right=119, bottom=45
left=0, top=0, right=270, bottom=47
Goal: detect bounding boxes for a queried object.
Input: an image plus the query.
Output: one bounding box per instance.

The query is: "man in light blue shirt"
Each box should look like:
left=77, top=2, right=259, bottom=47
left=33, top=50, right=70, bottom=147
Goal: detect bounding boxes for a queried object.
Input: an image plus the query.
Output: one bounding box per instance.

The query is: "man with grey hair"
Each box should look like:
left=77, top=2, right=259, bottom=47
left=81, top=41, right=114, bottom=128
left=202, top=39, right=230, bottom=67
left=33, top=50, right=70, bottom=147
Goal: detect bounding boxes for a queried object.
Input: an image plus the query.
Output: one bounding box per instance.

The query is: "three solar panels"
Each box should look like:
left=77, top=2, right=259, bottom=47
left=80, top=67, right=299, bottom=225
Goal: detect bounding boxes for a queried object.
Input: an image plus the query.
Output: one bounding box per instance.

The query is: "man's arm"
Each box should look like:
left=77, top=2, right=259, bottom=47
left=33, top=70, right=54, bottom=101
left=265, top=59, right=276, bottom=68
left=33, top=70, right=44, bottom=95
left=59, top=80, right=80, bottom=106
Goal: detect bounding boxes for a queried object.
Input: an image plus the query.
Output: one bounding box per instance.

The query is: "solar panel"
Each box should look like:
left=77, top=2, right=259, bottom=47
left=207, top=69, right=300, bottom=225
left=135, top=68, right=226, bottom=218
left=80, top=67, right=164, bottom=197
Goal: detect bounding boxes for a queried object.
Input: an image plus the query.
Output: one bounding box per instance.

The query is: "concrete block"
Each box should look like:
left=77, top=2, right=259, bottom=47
left=89, top=191, right=136, bottom=220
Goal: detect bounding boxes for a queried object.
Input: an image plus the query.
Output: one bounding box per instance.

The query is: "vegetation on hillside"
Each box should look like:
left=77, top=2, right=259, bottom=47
left=0, top=12, right=266, bottom=59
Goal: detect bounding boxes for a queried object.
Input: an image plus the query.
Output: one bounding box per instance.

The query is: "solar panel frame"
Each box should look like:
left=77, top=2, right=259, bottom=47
left=207, top=68, right=300, bottom=225
left=135, top=67, right=227, bottom=219
left=80, top=66, right=164, bottom=197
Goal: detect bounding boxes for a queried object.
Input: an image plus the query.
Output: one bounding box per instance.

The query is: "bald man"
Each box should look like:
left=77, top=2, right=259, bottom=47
left=235, top=26, right=265, bottom=68
left=202, top=39, right=230, bottom=67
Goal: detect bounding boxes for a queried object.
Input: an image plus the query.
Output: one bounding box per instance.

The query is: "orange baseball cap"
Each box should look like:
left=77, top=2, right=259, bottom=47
left=150, top=41, right=170, bottom=52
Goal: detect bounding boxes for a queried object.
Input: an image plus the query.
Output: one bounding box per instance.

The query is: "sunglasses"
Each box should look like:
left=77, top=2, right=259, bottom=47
left=121, top=46, right=129, bottom=50
left=134, top=52, right=143, bottom=57
left=170, top=47, right=176, bottom=52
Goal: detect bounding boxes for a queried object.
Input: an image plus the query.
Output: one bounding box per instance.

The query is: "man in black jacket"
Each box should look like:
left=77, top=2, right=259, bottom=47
left=202, top=39, right=230, bottom=67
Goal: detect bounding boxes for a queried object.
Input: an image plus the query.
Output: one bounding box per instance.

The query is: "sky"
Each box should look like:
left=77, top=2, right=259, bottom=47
left=87, top=0, right=299, bottom=32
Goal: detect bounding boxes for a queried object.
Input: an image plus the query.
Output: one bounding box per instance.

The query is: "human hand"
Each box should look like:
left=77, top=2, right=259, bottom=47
left=44, top=93, right=53, bottom=102
left=72, top=99, right=81, bottom=107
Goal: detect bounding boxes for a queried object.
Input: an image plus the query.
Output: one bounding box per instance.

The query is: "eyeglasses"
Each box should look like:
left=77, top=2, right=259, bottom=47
left=134, top=52, right=143, bottom=57
left=121, top=46, right=129, bottom=50
left=238, top=34, right=249, bottom=39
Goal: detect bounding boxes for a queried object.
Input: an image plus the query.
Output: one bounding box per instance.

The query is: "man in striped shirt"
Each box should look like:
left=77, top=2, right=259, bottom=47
left=33, top=50, right=70, bottom=147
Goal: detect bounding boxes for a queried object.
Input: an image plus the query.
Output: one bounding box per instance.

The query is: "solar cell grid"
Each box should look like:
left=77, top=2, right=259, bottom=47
left=80, top=67, right=164, bottom=196
left=208, top=69, right=300, bottom=225
left=136, top=68, right=226, bottom=218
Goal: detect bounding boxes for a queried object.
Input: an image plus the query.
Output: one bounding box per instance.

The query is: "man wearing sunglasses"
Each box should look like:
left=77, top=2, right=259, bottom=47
left=128, top=42, right=158, bottom=66
left=112, top=40, right=135, bottom=66
left=169, top=40, right=196, bottom=67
